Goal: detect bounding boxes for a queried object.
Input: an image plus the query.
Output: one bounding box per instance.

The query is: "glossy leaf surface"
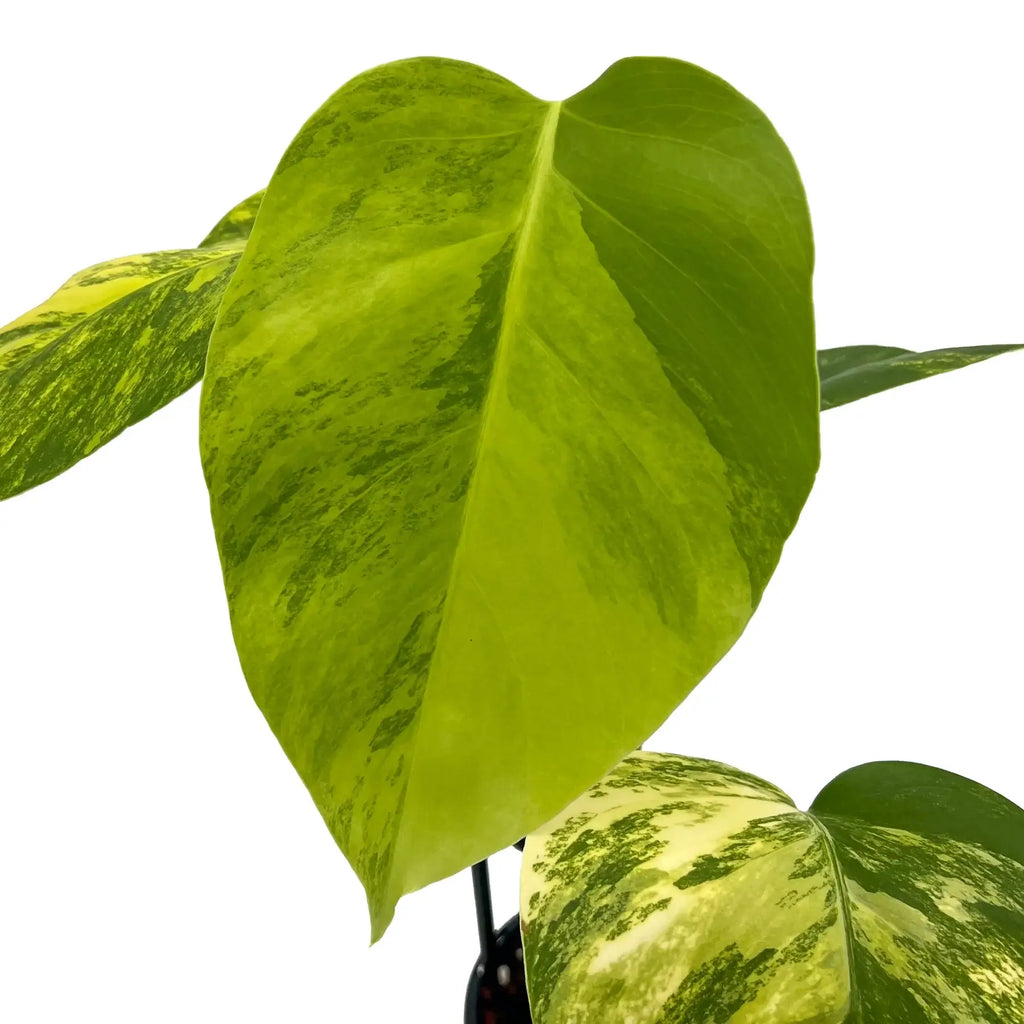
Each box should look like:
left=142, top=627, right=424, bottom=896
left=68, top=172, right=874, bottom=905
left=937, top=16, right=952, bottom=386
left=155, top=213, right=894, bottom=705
left=818, top=343, right=1022, bottom=410
left=199, top=56, right=820, bottom=939
left=0, top=192, right=261, bottom=500
left=521, top=751, right=1024, bottom=1023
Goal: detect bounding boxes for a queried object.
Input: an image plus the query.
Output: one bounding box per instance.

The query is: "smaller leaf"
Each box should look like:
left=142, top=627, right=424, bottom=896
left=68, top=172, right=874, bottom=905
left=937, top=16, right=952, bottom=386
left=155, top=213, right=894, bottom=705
left=521, top=750, right=1024, bottom=1023
left=0, top=192, right=261, bottom=500
left=199, top=190, right=264, bottom=247
left=818, top=343, right=1022, bottom=410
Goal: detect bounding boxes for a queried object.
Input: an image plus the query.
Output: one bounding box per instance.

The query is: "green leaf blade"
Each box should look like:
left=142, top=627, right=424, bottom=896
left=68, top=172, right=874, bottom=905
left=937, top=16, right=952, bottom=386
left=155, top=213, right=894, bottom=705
left=199, top=56, right=820, bottom=938
left=810, top=759, right=1024, bottom=864
left=818, top=343, right=1023, bottom=410
left=0, top=193, right=261, bottom=500
left=521, top=752, right=1024, bottom=1022
left=199, top=189, right=264, bottom=247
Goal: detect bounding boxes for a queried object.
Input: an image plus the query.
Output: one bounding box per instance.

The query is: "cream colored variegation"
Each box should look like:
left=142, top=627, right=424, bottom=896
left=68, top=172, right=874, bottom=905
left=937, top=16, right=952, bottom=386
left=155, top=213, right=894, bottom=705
left=521, top=751, right=1024, bottom=1023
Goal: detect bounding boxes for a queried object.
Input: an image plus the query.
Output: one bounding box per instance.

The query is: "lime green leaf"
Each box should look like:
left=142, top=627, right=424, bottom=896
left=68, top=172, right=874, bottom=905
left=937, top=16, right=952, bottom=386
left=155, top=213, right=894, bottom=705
left=199, top=56, right=820, bottom=940
left=0, top=192, right=261, bottom=500
left=199, top=190, right=264, bottom=247
left=521, top=751, right=1024, bottom=1023
left=818, top=343, right=1023, bottom=410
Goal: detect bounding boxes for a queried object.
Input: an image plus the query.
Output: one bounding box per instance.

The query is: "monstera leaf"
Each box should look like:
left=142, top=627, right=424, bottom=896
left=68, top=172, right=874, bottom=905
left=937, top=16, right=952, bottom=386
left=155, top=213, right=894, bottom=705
left=521, top=751, right=1024, bottom=1023
left=818, top=343, right=1022, bottom=410
left=0, top=190, right=263, bottom=499
left=200, top=56, right=820, bottom=939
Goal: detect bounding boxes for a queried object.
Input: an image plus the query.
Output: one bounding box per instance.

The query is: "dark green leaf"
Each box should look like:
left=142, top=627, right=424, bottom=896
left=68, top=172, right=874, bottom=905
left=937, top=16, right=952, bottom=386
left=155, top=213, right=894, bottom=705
left=818, top=343, right=1022, bottom=410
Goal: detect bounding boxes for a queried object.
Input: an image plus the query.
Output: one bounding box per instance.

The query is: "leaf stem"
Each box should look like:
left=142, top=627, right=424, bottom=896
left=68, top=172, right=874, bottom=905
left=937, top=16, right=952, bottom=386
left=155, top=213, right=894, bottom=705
left=471, top=859, right=495, bottom=957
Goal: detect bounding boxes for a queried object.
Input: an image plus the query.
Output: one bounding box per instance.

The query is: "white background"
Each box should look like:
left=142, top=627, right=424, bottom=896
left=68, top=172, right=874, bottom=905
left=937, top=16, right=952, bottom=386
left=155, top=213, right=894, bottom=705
left=1, top=2, right=1022, bottom=1020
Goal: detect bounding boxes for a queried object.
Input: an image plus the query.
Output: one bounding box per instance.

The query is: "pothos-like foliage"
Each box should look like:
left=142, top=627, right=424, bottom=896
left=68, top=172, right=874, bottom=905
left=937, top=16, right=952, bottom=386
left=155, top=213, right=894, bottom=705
left=522, top=752, right=1024, bottom=1022
left=199, top=55, right=824, bottom=939
left=1, top=55, right=1020, bottom=1021
left=0, top=192, right=262, bottom=500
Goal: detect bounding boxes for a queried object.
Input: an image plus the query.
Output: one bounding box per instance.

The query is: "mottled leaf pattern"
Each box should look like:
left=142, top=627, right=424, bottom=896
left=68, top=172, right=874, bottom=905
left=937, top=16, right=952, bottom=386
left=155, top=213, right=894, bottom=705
left=0, top=192, right=261, bottom=499
left=199, top=190, right=264, bottom=247
left=818, top=344, right=1023, bottom=410
left=199, top=56, right=819, bottom=940
left=521, top=751, right=1024, bottom=1023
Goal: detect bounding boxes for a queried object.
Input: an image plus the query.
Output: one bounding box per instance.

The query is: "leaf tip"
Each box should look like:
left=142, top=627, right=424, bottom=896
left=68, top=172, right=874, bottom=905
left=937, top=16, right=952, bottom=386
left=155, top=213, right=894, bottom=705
left=367, top=891, right=397, bottom=946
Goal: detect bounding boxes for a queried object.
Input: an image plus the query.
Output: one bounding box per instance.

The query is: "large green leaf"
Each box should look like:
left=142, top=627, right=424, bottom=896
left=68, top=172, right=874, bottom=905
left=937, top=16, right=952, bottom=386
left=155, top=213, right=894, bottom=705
left=199, top=56, right=819, bottom=939
left=521, top=751, right=1024, bottom=1023
left=0, top=191, right=263, bottom=500
left=818, top=343, right=1022, bottom=410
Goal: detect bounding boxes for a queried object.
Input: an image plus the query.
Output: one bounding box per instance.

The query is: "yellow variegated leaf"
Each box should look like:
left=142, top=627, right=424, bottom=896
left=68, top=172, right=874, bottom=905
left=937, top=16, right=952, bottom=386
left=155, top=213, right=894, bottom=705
left=199, top=56, right=820, bottom=940
left=521, top=751, right=1024, bottom=1023
left=200, top=190, right=265, bottom=248
left=0, top=191, right=263, bottom=500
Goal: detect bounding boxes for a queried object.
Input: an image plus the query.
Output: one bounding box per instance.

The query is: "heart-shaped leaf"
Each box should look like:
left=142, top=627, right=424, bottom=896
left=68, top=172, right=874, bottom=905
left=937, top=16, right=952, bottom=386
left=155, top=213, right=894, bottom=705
left=818, top=343, right=1022, bottom=410
left=521, top=751, right=1024, bottom=1023
left=0, top=191, right=262, bottom=500
left=199, top=56, right=820, bottom=939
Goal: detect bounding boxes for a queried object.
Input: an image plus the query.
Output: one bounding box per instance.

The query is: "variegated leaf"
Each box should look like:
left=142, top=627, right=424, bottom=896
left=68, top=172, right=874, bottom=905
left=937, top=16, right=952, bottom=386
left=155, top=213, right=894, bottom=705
left=199, top=56, right=819, bottom=940
left=200, top=190, right=264, bottom=248
left=0, top=191, right=262, bottom=500
left=818, top=343, right=1022, bottom=410
left=521, top=751, right=1024, bottom=1023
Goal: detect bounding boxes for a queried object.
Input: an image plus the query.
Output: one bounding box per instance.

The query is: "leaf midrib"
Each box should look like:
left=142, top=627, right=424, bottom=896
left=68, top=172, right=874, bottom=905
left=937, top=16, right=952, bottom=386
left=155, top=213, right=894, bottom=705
left=385, top=99, right=563, bottom=896
left=808, top=812, right=862, bottom=1021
